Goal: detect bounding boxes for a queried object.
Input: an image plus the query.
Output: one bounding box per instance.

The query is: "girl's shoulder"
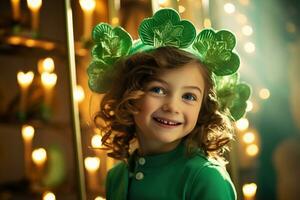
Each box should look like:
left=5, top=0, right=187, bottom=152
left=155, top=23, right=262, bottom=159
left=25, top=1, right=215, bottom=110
left=185, top=150, right=223, bottom=170
left=107, top=160, right=128, bottom=177
left=184, top=152, right=237, bottom=200
left=184, top=150, right=233, bottom=186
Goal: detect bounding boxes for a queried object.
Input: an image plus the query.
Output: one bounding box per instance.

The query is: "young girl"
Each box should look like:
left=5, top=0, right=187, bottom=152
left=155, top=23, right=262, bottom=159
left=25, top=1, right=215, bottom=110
left=88, top=8, right=249, bottom=200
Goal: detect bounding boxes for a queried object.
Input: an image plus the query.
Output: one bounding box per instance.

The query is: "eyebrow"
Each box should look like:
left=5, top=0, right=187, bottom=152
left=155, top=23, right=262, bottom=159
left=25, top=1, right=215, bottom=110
left=150, top=78, right=203, bottom=94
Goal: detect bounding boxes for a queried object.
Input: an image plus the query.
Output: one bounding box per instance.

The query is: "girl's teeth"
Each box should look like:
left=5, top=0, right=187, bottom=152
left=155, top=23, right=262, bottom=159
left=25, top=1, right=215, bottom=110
left=156, top=118, right=179, bottom=125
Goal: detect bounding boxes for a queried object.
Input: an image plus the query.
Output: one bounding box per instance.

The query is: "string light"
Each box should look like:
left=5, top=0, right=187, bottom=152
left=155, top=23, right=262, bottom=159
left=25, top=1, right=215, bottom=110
left=236, top=118, right=249, bottom=131
left=246, top=100, right=253, bottom=112
left=242, top=25, right=253, bottom=36
left=244, top=42, right=255, bottom=53
left=243, top=131, right=255, bottom=144
left=224, top=3, right=235, bottom=14
left=84, top=157, right=100, bottom=172
left=246, top=144, right=259, bottom=156
left=91, top=134, right=102, bottom=148
left=178, top=5, right=185, bottom=13
left=259, top=88, right=270, bottom=99
left=243, top=183, right=257, bottom=199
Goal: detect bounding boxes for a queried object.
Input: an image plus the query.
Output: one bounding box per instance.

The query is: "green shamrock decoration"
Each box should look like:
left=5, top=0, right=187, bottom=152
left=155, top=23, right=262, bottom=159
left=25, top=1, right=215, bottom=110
left=87, top=61, right=109, bottom=93
left=193, top=29, right=240, bottom=76
left=215, top=73, right=251, bottom=120
left=88, top=23, right=132, bottom=93
left=92, top=23, right=132, bottom=65
left=138, top=8, right=196, bottom=48
left=87, top=8, right=251, bottom=121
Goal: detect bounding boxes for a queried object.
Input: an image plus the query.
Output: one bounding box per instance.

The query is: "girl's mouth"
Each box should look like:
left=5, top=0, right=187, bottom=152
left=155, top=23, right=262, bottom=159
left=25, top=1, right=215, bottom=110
left=153, top=117, right=182, bottom=127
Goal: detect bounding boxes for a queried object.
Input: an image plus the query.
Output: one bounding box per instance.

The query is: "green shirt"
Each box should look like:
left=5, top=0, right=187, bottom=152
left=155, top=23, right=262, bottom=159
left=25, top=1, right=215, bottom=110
left=106, top=142, right=237, bottom=200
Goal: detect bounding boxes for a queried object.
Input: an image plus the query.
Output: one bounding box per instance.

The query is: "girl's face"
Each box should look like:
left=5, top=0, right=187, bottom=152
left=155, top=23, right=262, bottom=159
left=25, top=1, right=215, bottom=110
left=133, top=62, right=205, bottom=154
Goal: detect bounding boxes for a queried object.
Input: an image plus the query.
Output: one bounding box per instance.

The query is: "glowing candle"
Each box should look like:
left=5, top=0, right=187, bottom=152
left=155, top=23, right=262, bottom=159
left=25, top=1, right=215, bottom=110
left=11, top=0, right=21, bottom=21
left=38, top=57, right=55, bottom=74
left=21, top=125, right=35, bottom=178
left=74, top=85, right=85, bottom=103
left=27, top=0, right=42, bottom=32
left=79, top=0, right=96, bottom=40
left=32, top=148, right=47, bottom=173
left=91, top=134, right=102, bottom=149
left=43, top=191, right=56, bottom=200
left=243, top=183, right=257, bottom=200
left=17, top=71, right=34, bottom=116
left=41, top=72, right=57, bottom=107
left=84, top=157, right=100, bottom=191
left=94, top=196, right=105, bottom=200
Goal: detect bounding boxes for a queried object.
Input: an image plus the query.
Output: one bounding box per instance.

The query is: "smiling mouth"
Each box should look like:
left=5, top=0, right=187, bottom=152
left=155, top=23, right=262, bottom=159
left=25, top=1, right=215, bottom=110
left=153, top=117, right=182, bottom=126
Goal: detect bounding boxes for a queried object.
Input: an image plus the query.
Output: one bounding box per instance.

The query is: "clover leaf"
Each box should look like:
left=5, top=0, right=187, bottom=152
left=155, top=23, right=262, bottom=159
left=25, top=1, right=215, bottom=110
left=92, top=23, right=132, bottom=65
left=215, top=73, right=251, bottom=121
left=193, top=29, right=240, bottom=76
left=87, top=61, right=113, bottom=93
left=138, top=8, right=196, bottom=48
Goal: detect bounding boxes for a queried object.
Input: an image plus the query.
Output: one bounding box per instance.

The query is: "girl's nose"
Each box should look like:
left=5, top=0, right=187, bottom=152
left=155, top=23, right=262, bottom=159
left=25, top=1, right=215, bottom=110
left=161, top=98, right=180, bottom=114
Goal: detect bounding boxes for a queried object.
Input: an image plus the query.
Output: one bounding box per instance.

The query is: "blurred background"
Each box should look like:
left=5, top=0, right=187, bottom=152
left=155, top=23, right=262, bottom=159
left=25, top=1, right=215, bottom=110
left=0, top=0, right=299, bottom=199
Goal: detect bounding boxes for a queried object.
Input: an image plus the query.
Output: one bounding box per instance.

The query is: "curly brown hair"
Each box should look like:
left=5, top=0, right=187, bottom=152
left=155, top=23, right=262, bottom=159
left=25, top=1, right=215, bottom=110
left=93, top=46, right=234, bottom=163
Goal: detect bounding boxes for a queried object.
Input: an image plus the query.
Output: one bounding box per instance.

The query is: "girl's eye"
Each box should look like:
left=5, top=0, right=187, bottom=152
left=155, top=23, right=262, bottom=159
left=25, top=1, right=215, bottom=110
left=149, top=87, right=165, bottom=95
left=182, top=93, right=197, bottom=101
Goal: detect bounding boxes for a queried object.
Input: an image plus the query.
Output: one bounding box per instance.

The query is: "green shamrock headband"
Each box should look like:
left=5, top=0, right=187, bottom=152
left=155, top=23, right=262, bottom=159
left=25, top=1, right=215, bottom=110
left=87, top=8, right=251, bottom=121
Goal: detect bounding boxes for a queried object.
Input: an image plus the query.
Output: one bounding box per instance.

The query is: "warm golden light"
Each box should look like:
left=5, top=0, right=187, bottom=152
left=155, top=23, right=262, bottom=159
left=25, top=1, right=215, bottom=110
left=243, top=131, right=255, bottom=144
left=236, top=13, right=247, bottom=24
left=236, top=118, right=249, bottom=131
left=95, top=196, right=105, bottom=200
left=84, top=157, right=100, bottom=172
left=259, top=88, right=270, bottom=99
left=32, top=148, right=47, bottom=166
left=25, top=39, right=36, bottom=47
left=246, top=100, right=253, bottom=112
left=38, top=57, right=54, bottom=73
left=158, top=0, right=167, bottom=6
left=17, top=71, right=34, bottom=88
left=43, top=191, right=56, bottom=200
left=21, top=125, right=35, bottom=141
left=224, top=3, right=235, bottom=14
left=11, top=0, right=21, bottom=21
left=246, top=144, right=259, bottom=156
left=239, top=0, right=250, bottom=6
left=43, top=42, right=55, bottom=50
left=8, top=36, right=22, bottom=45
left=27, top=0, right=42, bottom=10
left=242, top=25, right=253, bottom=36
left=111, top=17, right=119, bottom=25
left=41, top=72, right=57, bottom=89
left=243, top=183, right=257, bottom=199
left=91, top=134, right=102, bottom=148
left=178, top=5, right=185, bottom=13
left=79, top=0, right=96, bottom=12
left=244, top=42, right=255, bottom=53
left=203, top=18, right=212, bottom=28
left=74, top=85, right=85, bottom=103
